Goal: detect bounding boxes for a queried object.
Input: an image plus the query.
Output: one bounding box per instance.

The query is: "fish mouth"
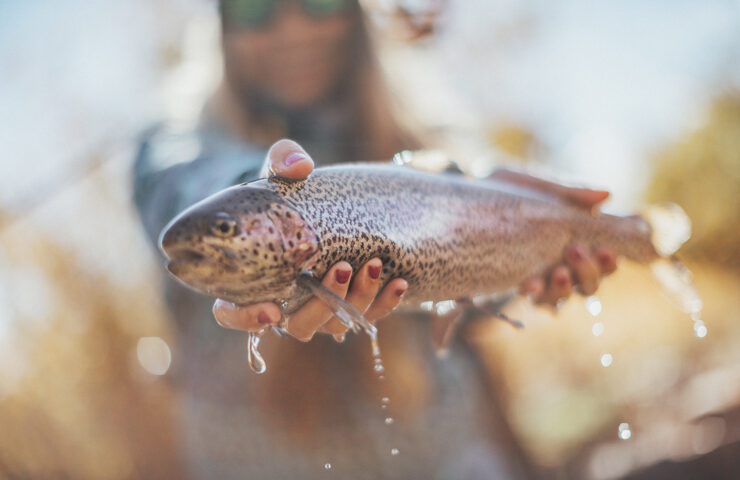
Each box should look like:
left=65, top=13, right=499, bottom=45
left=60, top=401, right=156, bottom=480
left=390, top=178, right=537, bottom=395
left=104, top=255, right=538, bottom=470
left=165, top=246, right=206, bottom=262
left=164, top=247, right=208, bottom=273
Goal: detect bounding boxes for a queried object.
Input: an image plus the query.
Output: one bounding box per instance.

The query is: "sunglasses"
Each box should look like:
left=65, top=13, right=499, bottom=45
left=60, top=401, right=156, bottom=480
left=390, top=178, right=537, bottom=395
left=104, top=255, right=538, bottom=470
left=220, top=0, right=357, bottom=30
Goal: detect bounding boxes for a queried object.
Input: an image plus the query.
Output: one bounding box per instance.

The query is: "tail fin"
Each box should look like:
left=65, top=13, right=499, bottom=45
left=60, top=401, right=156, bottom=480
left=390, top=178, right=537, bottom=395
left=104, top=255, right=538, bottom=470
left=640, top=202, right=691, bottom=256
left=641, top=203, right=701, bottom=315
left=651, top=257, right=703, bottom=315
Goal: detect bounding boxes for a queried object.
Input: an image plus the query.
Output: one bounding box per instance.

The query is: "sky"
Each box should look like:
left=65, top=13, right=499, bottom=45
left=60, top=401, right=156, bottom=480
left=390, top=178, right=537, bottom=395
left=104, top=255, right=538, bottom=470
left=393, top=0, right=740, bottom=208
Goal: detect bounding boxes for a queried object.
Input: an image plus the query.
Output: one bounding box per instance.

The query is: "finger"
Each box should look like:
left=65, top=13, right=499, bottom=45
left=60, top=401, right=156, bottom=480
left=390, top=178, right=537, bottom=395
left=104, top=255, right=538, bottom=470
left=212, top=299, right=281, bottom=332
left=285, top=262, right=352, bottom=342
left=595, top=247, right=617, bottom=276
left=321, top=258, right=383, bottom=336
left=366, top=278, right=408, bottom=323
left=490, top=168, right=609, bottom=208
left=538, top=266, right=573, bottom=307
left=519, top=277, right=545, bottom=301
left=565, top=245, right=601, bottom=295
left=262, top=139, right=314, bottom=179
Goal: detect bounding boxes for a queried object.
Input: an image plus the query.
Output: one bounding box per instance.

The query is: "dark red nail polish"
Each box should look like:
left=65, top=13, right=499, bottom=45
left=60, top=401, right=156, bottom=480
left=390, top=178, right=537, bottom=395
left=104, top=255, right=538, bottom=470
left=335, top=269, right=351, bottom=284
left=395, top=288, right=406, bottom=297
left=368, top=265, right=381, bottom=279
left=257, top=311, right=272, bottom=325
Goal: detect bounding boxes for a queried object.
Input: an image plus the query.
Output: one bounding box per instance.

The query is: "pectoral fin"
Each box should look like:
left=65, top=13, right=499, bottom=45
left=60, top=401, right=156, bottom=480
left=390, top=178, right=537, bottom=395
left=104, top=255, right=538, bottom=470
left=458, top=297, right=525, bottom=329
left=430, top=308, right=465, bottom=357
left=296, top=272, right=377, bottom=337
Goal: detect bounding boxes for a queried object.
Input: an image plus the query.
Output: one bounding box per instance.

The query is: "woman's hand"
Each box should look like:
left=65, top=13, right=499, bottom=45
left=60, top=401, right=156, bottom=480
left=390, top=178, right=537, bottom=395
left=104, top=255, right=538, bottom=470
left=213, top=140, right=408, bottom=342
left=489, top=168, right=618, bottom=307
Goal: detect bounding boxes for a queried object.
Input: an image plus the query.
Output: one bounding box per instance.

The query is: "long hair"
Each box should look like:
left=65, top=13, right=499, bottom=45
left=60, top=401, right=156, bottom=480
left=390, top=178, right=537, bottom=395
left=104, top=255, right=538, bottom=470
left=217, top=3, right=430, bottom=445
left=342, top=12, right=422, bottom=160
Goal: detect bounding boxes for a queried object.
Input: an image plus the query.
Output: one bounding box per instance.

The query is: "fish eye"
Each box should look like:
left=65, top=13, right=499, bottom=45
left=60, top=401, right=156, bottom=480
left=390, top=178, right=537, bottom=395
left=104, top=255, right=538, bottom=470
left=210, top=214, right=238, bottom=238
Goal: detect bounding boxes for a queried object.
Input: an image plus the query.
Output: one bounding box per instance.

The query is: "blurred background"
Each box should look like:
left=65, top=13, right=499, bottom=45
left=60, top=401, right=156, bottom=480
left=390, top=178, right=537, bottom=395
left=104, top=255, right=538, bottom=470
left=1, top=0, right=739, bottom=478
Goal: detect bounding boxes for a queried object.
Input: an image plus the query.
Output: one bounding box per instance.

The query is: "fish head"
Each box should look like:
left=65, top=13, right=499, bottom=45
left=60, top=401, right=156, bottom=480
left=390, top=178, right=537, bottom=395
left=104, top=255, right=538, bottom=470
left=159, top=184, right=320, bottom=303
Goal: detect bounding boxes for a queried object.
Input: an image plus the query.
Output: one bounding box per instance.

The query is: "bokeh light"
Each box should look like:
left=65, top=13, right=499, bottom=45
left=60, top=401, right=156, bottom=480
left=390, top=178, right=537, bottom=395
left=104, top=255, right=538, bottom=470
left=136, top=336, right=172, bottom=376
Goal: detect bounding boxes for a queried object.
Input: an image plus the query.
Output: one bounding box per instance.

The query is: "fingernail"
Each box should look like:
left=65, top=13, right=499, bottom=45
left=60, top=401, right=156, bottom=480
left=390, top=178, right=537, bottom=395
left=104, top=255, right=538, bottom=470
left=335, top=269, right=351, bottom=284
left=284, top=152, right=306, bottom=167
left=257, top=311, right=272, bottom=325
left=213, top=299, right=234, bottom=313
left=368, top=264, right=381, bottom=280
left=395, top=287, right=406, bottom=297
left=556, top=275, right=570, bottom=287
left=570, top=246, right=584, bottom=262
left=597, top=250, right=612, bottom=265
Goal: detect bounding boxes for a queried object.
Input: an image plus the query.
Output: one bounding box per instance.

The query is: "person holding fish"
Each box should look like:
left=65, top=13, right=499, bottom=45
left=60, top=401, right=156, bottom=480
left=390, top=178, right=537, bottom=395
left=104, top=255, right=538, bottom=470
left=135, top=0, right=618, bottom=478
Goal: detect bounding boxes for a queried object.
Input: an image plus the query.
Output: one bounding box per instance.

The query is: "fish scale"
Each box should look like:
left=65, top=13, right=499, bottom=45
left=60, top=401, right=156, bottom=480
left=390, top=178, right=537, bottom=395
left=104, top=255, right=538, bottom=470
left=160, top=163, right=669, bottom=314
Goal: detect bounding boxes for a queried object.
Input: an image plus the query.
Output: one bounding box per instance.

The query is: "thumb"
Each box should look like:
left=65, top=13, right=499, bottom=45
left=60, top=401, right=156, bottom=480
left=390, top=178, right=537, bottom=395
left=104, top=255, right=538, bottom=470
left=260, top=139, right=314, bottom=180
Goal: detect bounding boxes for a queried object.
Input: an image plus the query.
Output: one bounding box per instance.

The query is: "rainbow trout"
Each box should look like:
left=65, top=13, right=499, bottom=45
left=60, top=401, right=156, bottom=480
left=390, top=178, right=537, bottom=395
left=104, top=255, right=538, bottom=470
left=159, top=164, right=694, bottom=370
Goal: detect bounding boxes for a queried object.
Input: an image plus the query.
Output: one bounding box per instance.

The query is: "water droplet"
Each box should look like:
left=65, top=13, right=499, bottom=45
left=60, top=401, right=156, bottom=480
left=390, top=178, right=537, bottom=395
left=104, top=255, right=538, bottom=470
left=391, top=448, right=399, bottom=456
left=370, top=333, right=381, bottom=356
left=378, top=375, right=385, bottom=381
left=693, top=321, right=707, bottom=338
left=247, top=332, right=266, bottom=374
left=136, top=336, right=172, bottom=376
left=618, top=422, right=632, bottom=440
left=381, top=404, right=387, bottom=409
left=392, top=150, right=413, bottom=165
left=434, top=299, right=457, bottom=316
left=585, top=296, right=603, bottom=316
left=591, top=322, right=605, bottom=337
left=420, top=301, right=434, bottom=312
left=324, top=463, right=332, bottom=470
left=600, top=353, right=613, bottom=367
left=687, top=298, right=703, bottom=315
left=385, top=417, right=394, bottom=425
left=381, top=397, right=390, bottom=404
left=374, top=363, right=385, bottom=373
